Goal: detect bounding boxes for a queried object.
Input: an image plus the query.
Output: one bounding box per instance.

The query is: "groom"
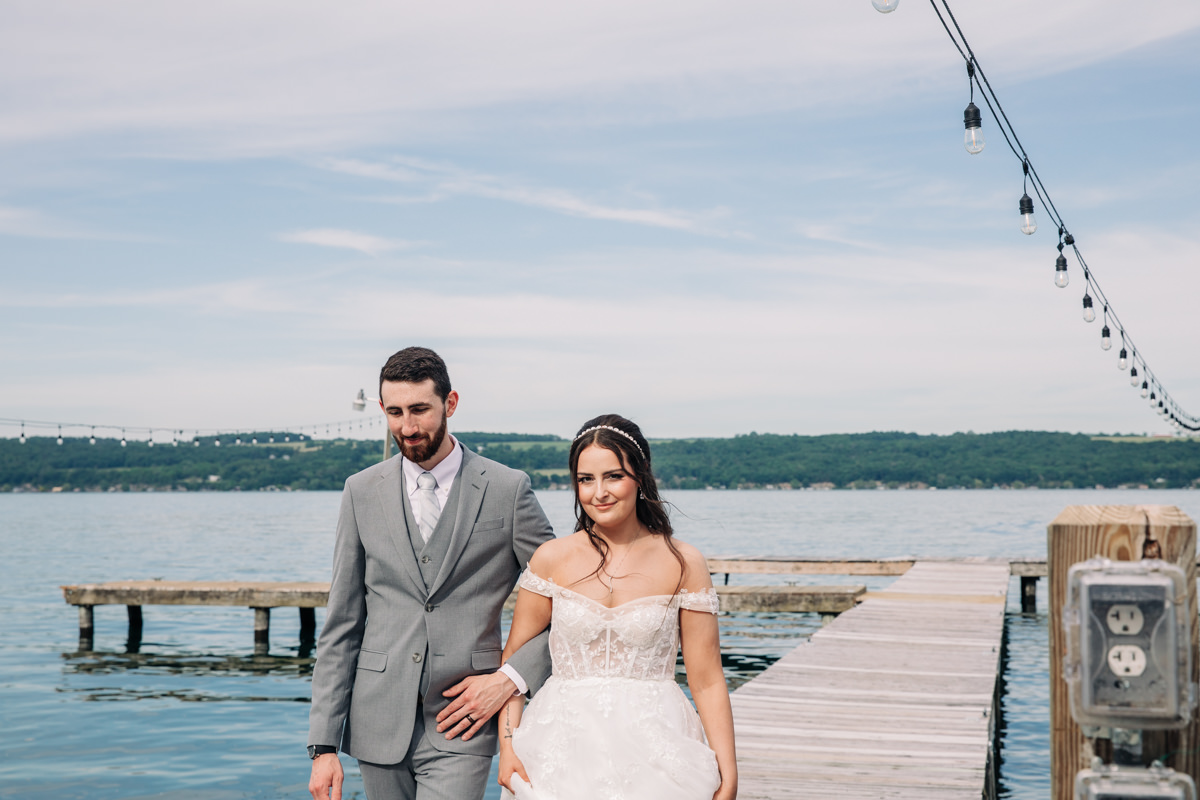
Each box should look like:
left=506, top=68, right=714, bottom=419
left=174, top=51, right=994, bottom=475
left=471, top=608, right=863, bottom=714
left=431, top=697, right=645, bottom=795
left=308, top=347, right=555, bottom=800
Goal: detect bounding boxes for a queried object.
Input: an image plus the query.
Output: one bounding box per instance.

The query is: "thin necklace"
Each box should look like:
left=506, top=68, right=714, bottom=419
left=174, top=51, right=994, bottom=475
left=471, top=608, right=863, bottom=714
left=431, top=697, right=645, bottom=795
left=601, top=531, right=644, bottom=595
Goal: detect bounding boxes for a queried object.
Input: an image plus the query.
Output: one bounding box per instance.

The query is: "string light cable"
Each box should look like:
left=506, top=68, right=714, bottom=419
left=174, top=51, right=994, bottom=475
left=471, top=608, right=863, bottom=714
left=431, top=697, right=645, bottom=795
left=0, top=414, right=385, bottom=445
left=875, top=0, right=1198, bottom=433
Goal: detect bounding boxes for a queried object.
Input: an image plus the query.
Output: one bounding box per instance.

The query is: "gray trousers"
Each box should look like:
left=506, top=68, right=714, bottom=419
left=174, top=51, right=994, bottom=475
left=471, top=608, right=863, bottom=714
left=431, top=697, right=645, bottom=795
left=358, top=710, right=492, bottom=800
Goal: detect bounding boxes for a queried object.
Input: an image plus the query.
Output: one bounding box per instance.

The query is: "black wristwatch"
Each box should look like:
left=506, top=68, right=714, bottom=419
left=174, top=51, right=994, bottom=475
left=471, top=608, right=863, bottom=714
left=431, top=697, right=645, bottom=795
left=308, top=745, right=337, bottom=759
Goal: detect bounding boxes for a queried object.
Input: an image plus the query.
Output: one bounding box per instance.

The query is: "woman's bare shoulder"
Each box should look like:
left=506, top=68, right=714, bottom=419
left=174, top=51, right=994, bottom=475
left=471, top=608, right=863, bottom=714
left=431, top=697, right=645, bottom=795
left=529, top=530, right=592, bottom=574
left=670, top=538, right=714, bottom=590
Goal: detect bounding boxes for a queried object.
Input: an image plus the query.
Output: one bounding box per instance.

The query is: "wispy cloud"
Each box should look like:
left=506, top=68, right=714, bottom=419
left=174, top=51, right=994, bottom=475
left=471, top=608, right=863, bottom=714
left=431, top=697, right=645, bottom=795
left=319, top=156, right=740, bottom=236
left=277, top=227, right=415, bottom=256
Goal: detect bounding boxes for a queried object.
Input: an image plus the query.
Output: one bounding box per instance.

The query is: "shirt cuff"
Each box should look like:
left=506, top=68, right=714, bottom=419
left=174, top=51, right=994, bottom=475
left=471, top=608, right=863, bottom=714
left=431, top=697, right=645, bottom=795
left=497, top=663, right=528, bottom=695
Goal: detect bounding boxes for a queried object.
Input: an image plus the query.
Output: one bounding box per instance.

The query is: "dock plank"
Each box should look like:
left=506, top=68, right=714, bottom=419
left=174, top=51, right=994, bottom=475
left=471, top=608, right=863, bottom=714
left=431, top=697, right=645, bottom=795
left=731, top=561, right=1009, bottom=800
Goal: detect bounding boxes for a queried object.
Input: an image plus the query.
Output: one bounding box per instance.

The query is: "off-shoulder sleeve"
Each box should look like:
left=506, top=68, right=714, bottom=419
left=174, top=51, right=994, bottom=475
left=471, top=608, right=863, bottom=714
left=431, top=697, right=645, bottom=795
left=679, top=587, right=719, bottom=614
left=518, top=568, right=556, bottom=598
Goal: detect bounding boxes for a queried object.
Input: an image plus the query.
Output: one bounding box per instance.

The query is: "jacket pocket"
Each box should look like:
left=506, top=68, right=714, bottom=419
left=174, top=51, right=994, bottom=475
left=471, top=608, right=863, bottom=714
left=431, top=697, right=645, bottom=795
left=356, top=649, right=388, bottom=672
left=471, top=649, right=501, bottom=670
left=472, top=517, right=505, bottom=533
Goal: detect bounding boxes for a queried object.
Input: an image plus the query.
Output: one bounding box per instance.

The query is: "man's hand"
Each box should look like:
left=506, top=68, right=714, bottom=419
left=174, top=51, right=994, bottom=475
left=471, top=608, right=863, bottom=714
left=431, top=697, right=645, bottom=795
left=309, top=753, right=343, bottom=800
left=436, top=671, right=517, bottom=740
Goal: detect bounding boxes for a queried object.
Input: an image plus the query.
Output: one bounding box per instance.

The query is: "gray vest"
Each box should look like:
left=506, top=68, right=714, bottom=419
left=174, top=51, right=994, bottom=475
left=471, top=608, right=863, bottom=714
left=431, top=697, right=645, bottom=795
left=401, top=465, right=465, bottom=696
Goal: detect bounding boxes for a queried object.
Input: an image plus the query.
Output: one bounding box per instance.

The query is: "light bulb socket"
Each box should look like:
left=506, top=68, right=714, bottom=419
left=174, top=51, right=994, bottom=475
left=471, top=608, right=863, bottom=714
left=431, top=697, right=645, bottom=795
left=964, top=102, right=982, bottom=130
left=1055, top=254, right=1067, bottom=269
left=1082, top=295, right=1093, bottom=310
left=1019, top=194, right=1035, bottom=216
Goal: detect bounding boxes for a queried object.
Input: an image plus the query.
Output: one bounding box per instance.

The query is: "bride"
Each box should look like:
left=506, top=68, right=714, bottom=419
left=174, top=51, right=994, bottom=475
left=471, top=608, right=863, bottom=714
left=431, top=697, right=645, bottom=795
left=497, top=414, right=737, bottom=800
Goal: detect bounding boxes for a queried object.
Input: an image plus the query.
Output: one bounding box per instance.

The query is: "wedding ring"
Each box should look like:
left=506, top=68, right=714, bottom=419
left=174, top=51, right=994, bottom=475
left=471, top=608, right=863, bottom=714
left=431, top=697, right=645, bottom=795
left=465, top=714, right=476, bottom=725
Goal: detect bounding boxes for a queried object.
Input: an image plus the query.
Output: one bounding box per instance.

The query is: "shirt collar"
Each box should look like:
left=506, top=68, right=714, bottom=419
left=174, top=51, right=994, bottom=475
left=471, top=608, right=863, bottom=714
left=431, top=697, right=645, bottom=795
left=402, top=434, right=462, bottom=492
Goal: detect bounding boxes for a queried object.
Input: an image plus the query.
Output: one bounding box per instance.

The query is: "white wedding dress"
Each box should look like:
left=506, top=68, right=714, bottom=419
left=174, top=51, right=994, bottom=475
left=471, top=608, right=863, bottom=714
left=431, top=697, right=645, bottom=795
left=502, top=569, right=722, bottom=800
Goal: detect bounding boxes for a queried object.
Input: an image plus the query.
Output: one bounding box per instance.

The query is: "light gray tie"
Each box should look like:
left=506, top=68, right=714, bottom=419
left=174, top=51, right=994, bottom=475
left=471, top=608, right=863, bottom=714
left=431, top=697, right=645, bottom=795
left=415, top=471, right=441, bottom=543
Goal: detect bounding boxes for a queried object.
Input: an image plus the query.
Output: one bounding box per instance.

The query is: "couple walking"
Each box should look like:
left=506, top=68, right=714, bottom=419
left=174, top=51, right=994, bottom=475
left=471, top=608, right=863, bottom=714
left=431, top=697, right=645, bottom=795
left=307, top=347, right=737, bottom=800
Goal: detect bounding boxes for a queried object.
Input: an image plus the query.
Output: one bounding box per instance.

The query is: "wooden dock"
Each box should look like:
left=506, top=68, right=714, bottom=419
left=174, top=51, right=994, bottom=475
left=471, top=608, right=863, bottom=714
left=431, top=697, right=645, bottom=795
left=60, top=578, right=865, bottom=653
left=730, top=560, right=1011, bottom=800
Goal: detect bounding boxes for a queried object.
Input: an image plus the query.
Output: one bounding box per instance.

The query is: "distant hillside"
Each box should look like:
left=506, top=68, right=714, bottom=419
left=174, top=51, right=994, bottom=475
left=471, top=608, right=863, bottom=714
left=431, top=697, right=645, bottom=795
left=2, top=430, right=1198, bottom=492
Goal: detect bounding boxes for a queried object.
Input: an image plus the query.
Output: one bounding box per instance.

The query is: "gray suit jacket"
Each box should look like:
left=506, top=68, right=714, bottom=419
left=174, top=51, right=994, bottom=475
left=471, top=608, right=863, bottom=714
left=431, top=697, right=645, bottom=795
left=308, top=445, right=555, bottom=764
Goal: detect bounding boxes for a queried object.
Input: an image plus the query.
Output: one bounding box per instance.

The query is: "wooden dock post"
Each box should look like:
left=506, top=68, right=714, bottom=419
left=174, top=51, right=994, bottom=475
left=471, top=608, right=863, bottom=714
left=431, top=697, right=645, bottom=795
left=126, top=605, right=143, bottom=653
left=1048, top=505, right=1198, bottom=800
left=78, top=605, right=94, bottom=651
left=253, top=607, right=270, bottom=655
left=1020, top=576, right=1037, bottom=613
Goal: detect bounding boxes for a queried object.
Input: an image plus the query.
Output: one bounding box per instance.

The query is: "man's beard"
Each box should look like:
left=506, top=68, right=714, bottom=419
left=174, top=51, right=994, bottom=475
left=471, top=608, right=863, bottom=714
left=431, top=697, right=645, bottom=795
left=398, top=414, right=448, bottom=464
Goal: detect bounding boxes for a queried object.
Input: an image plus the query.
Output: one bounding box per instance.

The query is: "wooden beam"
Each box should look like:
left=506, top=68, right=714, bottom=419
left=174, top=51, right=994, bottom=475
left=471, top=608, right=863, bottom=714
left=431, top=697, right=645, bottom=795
left=61, top=580, right=330, bottom=608
left=707, top=557, right=916, bottom=576
left=716, top=585, right=864, bottom=613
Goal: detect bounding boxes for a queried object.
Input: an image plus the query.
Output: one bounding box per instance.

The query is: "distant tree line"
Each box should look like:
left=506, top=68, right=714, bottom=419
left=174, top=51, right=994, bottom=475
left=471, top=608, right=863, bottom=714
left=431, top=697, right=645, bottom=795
left=2, top=430, right=1199, bottom=493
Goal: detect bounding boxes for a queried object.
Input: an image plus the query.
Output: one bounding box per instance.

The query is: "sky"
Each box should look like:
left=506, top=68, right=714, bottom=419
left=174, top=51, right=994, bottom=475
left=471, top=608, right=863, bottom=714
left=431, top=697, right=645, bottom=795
left=2, top=0, right=1200, bottom=441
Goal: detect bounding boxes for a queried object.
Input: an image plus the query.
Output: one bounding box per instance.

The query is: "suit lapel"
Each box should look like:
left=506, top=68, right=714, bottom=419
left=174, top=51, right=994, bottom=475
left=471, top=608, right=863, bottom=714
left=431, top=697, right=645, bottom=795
left=427, top=447, right=488, bottom=599
left=375, top=456, right=426, bottom=591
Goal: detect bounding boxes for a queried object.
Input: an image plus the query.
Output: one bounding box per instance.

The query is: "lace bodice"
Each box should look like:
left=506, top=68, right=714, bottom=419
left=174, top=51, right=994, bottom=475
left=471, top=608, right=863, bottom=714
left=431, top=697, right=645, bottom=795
left=518, top=569, right=718, bottom=682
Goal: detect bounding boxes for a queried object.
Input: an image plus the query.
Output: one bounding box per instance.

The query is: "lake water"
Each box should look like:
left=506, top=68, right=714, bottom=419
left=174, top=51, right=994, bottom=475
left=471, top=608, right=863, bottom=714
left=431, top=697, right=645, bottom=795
left=3, top=488, right=1198, bottom=799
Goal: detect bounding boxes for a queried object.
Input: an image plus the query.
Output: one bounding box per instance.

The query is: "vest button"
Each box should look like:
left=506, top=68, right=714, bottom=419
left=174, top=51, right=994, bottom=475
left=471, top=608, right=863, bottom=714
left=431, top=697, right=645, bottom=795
left=425, top=603, right=435, bottom=612
left=412, top=653, right=423, bottom=663
left=421, top=555, right=431, bottom=564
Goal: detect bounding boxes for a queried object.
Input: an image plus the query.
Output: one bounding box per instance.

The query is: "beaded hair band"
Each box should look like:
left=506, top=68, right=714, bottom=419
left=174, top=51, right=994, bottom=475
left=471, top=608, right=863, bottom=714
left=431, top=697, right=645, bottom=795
left=573, top=424, right=645, bottom=459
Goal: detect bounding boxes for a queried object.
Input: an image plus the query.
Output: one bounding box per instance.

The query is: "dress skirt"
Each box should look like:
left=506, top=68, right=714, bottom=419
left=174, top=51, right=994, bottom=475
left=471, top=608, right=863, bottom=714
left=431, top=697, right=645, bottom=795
left=503, top=675, right=720, bottom=800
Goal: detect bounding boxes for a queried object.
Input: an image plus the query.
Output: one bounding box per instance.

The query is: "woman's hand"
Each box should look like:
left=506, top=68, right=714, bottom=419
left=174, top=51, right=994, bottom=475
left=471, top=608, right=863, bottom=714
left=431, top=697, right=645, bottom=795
left=497, top=747, right=530, bottom=793
left=713, top=778, right=738, bottom=800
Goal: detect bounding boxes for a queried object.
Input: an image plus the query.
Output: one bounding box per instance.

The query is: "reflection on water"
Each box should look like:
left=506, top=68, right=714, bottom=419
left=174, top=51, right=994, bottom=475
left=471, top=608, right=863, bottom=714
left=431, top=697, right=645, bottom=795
left=62, top=649, right=316, bottom=678
left=58, top=686, right=312, bottom=703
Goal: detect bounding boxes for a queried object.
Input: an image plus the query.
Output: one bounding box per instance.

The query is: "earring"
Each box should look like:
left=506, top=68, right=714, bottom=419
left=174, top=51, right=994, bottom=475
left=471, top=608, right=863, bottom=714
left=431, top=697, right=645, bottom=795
left=638, top=489, right=645, bottom=500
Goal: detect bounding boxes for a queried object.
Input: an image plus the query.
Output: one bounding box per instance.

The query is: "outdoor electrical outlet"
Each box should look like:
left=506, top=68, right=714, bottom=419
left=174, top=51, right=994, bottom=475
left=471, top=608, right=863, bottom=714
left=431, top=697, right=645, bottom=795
left=1063, top=558, right=1192, bottom=729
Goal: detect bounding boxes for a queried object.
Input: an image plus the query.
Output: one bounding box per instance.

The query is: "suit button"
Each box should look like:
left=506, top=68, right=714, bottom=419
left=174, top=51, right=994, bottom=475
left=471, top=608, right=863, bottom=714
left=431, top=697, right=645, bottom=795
left=425, top=603, right=435, bottom=612
left=412, top=653, right=423, bottom=663
left=421, top=556, right=431, bottom=564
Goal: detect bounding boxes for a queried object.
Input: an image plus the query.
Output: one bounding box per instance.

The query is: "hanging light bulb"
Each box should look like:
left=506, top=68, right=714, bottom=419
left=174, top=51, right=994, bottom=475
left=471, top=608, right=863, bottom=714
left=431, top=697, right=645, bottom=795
left=57, top=425, right=63, bottom=445
left=193, top=435, right=200, bottom=447
left=147, top=435, right=154, bottom=447
left=1129, top=366, right=1139, bottom=387
left=1141, top=380, right=1150, bottom=398
left=1055, top=253, right=1069, bottom=288
left=251, top=437, right=258, bottom=445
left=871, top=0, right=899, bottom=12
left=90, top=427, right=96, bottom=446
left=1082, top=293, right=1095, bottom=323
left=215, top=436, right=221, bottom=447
left=268, top=436, right=275, bottom=443
left=962, top=63, right=984, bottom=154
left=121, top=429, right=127, bottom=447
left=1118, top=346, right=1128, bottom=371
left=963, top=103, right=984, bottom=154
left=1149, top=389, right=1157, bottom=407
left=1019, top=193, right=1037, bottom=234
left=1100, top=325, right=1111, bottom=350
left=172, top=431, right=178, bottom=447
left=20, top=423, right=26, bottom=444
left=284, top=435, right=290, bottom=442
